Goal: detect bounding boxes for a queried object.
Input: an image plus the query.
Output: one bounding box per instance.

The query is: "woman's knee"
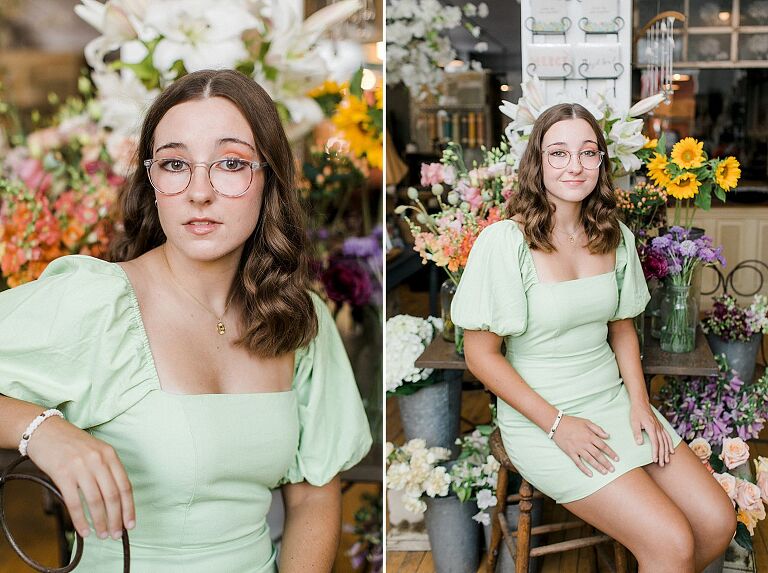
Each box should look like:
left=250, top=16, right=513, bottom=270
left=633, top=516, right=695, bottom=565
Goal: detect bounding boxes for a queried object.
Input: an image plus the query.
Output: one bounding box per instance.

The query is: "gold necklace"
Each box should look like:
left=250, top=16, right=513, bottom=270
left=162, top=247, right=233, bottom=335
left=554, top=226, right=583, bottom=244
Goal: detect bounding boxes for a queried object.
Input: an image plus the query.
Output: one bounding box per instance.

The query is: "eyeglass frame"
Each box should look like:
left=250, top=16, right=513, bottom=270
left=143, top=157, right=270, bottom=198
left=542, top=149, right=605, bottom=170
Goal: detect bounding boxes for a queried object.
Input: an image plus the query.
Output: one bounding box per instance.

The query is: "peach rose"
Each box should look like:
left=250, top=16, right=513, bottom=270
left=735, top=479, right=763, bottom=511
left=720, top=437, right=750, bottom=470
left=713, top=472, right=737, bottom=505
left=689, top=438, right=712, bottom=462
left=737, top=503, right=766, bottom=535
left=755, top=457, right=768, bottom=502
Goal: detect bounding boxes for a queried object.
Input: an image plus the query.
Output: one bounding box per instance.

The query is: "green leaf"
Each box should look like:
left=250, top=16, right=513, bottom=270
left=709, top=452, right=724, bottom=473
left=386, top=374, right=440, bottom=397
left=657, top=133, right=666, bottom=155
left=694, top=188, right=711, bottom=210
left=734, top=522, right=753, bottom=552
left=714, top=185, right=726, bottom=202
left=349, top=68, right=364, bottom=98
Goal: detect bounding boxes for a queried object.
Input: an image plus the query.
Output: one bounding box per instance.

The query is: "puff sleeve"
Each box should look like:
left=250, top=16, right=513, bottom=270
left=610, top=222, right=651, bottom=321
left=280, top=292, right=372, bottom=486
left=451, top=220, right=529, bottom=337
left=0, top=256, right=156, bottom=428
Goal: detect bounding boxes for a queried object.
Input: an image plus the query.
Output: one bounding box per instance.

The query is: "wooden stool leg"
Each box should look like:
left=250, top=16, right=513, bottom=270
left=613, top=540, right=628, bottom=573
left=515, top=479, right=533, bottom=573
left=488, top=465, right=508, bottom=573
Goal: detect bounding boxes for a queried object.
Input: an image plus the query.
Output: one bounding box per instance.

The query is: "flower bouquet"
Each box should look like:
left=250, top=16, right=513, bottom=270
left=614, top=181, right=667, bottom=236
left=385, top=438, right=452, bottom=514
left=644, top=135, right=741, bottom=228
left=385, top=314, right=443, bottom=396
left=701, top=294, right=768, bottom=383
left=647, top=226, right=726, bottom=352
left=659, top=355, right=768, bottom=445
left=395, top=142, right=514, bottom=351
left=451, top=425, right=500, bottom=526
left=344, top=492, right=383, bottom=573
left=688, top=436, right=768, bottom=551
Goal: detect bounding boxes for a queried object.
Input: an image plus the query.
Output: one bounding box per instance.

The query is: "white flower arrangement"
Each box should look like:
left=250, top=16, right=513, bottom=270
left=499, top=75, right=665, bottom=177
left=451, top=426, right=500, bottom=525
left=385, top=314, right=443, bottom=394
left=74, top=0, right=362, bottom=141
left=386, top=0, right=488, bottom=99
left=386, top=439, right=453, bottom=514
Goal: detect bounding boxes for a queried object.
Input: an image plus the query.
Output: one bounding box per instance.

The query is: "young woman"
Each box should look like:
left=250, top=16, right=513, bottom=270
left=452, top=103, right=735, bottom=572
left=0, top=69, right=372, bottom=572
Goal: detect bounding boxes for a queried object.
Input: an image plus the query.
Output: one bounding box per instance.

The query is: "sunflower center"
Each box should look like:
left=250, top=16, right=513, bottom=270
left=679, top=177, right=692, bottom=188
left=682, top=150, right=693, bottom=162
left=721, top=165, right=729, bottom=178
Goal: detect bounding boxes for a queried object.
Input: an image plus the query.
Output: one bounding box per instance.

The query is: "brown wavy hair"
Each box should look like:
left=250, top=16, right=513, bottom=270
left=507, top=103, right=621, bottom=254
left=110, top=69, right=317, bottom=357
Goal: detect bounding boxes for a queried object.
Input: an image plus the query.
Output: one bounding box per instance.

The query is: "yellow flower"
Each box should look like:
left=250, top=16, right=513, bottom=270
left=715, top=156, right=741, bottom=192
left=307, top=80, right=346, bottom=99
left=671, top=137, right=704, bottom=169
left=646, top=152, right=671, bottom=187
left=667, top=172, right=702, bottom=200
left=331, top=94, right=383, bottom=169
left=643, top=137, right=658, bottom=149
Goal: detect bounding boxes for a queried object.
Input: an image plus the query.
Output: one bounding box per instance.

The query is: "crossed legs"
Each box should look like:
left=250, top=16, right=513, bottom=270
left=563, top=442, right=736, bottom=573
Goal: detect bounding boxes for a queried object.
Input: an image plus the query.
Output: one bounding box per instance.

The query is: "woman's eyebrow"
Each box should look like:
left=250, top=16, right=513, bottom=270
left=218, top=137, right=255, bottom=151
left=545, top=140, right=598, bottom=148
left=155, top=142, right=186, bottom=154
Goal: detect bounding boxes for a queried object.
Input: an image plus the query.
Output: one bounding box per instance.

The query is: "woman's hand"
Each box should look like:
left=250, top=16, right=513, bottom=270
left=630, top=400, right=674, bottom=467
left=25, top=417, right=135, bottom=540
left=552, top=415, right=620, bottom=477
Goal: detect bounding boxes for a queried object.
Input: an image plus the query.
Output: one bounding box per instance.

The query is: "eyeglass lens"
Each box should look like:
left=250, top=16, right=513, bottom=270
left=546, top=150, right=603, bottom=170
left=148, top=159, right=254, bottom=196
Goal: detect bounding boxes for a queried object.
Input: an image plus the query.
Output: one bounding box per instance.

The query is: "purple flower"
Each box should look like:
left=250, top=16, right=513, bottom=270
left=679, top=240, right=697, bottom=257
left=343, top=235, right=380, bottom=259
left=322, top=258, right=373, bottom=307
left=642, top=250, right=669, bottom=280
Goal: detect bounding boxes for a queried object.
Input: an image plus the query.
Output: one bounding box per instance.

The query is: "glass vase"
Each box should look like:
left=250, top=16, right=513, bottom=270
left=440, top=279, right=457, bottom=342
left=454, top=325, right=464, bottom=356
left=660, top=284, right=698, bottom=353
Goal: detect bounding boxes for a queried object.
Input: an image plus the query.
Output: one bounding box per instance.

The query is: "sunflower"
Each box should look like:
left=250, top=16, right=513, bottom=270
left=646, top=152, right=670, bottom=187
left=714, top=156, right=741, bottom=191
left=643, top=137, right=658, bottom=149
left=671, top=137, right=704, bottom=169
left=666, top=172, right=702, bottom=200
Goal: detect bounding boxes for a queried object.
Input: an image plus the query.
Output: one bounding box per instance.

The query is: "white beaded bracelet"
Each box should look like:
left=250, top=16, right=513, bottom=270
left=18, top=409, right=64, bottom=456
left=547, top=409, right=564, bottom=440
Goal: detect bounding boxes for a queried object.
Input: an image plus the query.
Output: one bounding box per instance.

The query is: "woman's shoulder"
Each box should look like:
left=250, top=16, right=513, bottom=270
left=5, top=255, right=132, bottom=310
left=477, top=218, right=525, bottom=245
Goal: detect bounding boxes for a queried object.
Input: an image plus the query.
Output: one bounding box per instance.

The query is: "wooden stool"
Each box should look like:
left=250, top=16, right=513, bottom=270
left=487, top=428, right=629, bottom=573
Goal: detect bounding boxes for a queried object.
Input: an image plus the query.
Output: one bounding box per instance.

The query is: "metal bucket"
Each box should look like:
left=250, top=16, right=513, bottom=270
left=397, top=372, right=462, bottom=451
left=424, top=495, right=480, bottom=573
left=705, top=332, right=762, bottom=383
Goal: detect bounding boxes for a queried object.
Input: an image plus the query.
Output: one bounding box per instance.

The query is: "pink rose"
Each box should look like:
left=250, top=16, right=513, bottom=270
left=420, top=163, right=445, bottom=186
left=689, top=438, right=712, bottom=462
left=713, top=472, right=737, bottom=506
left=735, top=479, right=763, bottom=511
left=720, top=437, right=750, bottom=470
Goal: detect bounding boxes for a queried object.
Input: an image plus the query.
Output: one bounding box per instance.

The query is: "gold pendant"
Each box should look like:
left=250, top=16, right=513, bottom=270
left=569, top=234, right=575, bottom=243
left=217, top=321, right=226, bottom=335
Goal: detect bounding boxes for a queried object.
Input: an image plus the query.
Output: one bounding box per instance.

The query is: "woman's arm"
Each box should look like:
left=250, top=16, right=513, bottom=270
left=279, top=476, right=342, bottom=572
left=607, top=318, right=674, bottom=465
left=0, top=394, right=135, bottom=540
left=464, top=331, right=618, bottom=477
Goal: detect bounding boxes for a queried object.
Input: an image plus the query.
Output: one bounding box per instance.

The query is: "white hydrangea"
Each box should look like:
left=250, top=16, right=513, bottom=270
left=423, top=466, right=451, bottom=497
left=402, top=494, right=427, bottom=514
left=386, top=315, right=442, bottom=392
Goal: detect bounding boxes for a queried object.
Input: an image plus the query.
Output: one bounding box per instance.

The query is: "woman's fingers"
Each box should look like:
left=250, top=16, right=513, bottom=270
left=580, top=449, right=610, bottom=475
left=571, top=454, right=594, bottom=478
left=57, top=479, right=91, bottom=538
left=645, top=421, right=660, bottom=464
left=91, top=453, right=126, bottom=539
left=587, top=445, right=615, bottom=473
left=587, top=422, right=609, bottom=439
left=108, top=459, right=135, bottom=531
left=594, top=438, right=620, bottom=463
left=77, top=471, right=110, bottom=539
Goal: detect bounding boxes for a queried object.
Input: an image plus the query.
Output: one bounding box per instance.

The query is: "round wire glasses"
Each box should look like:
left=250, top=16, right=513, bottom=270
left=543, top=149, right=605, bottom=170
left=143, top=158, right=269, bottom=198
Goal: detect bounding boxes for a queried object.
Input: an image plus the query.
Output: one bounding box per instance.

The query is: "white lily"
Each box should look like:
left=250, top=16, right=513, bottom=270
left=143, top=0, right=259, bottom=74
left=608, top=117, right=646, bottom=173
left=76, top=0, right=143, bottom=70
left=628, top=92, right=665, bottom=117
left=91, top=70, right=159, bottom=137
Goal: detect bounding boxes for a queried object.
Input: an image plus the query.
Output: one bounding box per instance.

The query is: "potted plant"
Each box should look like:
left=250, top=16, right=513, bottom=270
left=386, top=315, right=462, bottom=449
left=687, top=436, right=768, bottom=572
left=646, top=226, right=726, bottom=352
left=701, top=294, right=768, bottom=384
left=386, top=439, right=481, bottom=573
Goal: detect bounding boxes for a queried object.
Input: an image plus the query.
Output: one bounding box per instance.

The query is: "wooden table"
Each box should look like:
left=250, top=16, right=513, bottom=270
left=415, top=321, right=719, bottom=393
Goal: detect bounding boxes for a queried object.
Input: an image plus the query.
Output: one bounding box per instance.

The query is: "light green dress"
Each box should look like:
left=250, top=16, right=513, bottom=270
left=0, top=255, right=372, bottom=572
left=451, top=220, right=682, bottom=503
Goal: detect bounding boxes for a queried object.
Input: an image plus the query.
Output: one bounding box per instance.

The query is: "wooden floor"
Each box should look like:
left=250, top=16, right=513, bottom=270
left=386, top=367, right=768, bottom=573
left=0, top=476, right=378, bottom=573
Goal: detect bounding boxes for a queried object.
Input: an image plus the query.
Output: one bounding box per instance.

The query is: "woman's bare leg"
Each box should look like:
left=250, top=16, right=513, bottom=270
left=563, top=467, right=696, bottom=573
left=643, top=443, right=737, bottom=571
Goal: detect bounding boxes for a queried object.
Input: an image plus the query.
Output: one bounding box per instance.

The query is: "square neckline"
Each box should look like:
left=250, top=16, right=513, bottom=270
left=511, top=220, right=619, bottom=286
left=112, top=262, right=295, bottom=399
